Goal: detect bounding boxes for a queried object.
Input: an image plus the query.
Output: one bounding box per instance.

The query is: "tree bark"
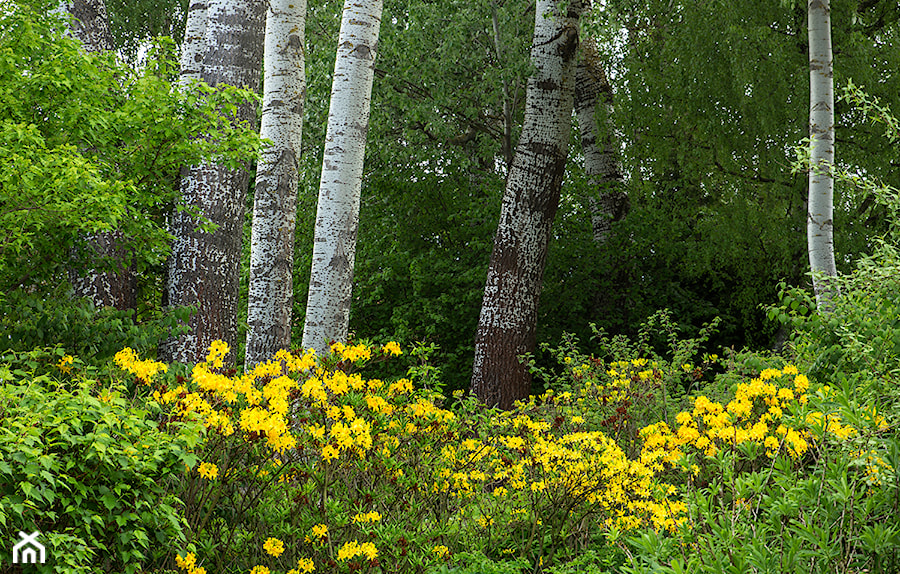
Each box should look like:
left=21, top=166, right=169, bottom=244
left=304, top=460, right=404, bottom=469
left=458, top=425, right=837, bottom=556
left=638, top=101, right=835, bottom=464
left=60, top=0, right=138, bottom=312
left=471, top=0, right=583, bottom=409
left=575, top=39, right=628, bottom=245
left=301, top=0, right=382, bottom=356
left=162, top=0, right=266, bottom=364
left=807, top=0, right=837, bottom=311
left=179, top=0, right=208, bottom=84
left=58, top=0, right=114, bottom=51
left=244, top=0, right=307, bottom=367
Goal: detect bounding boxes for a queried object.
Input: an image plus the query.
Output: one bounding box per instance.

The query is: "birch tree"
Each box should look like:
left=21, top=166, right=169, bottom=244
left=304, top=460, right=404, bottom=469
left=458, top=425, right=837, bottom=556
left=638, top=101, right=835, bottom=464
left=162, top=0, right=265, bottom=364
left=301, top=0, right=382, bottom=355
left=807, top=0, right=837, bottom=311
left=575, top=39, right=627, bottom=245
left=245, top=0, right=306, bottom=366
left=471, top=0, right=583, bottom=409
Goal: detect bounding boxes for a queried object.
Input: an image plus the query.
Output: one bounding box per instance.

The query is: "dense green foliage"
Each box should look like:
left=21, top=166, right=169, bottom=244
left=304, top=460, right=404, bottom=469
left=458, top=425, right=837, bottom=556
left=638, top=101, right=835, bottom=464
left=2, top=1, right=900, bottom=570
left=0, top=5, right=260, bottom=358
left=0, top=348, right=203, bottom=573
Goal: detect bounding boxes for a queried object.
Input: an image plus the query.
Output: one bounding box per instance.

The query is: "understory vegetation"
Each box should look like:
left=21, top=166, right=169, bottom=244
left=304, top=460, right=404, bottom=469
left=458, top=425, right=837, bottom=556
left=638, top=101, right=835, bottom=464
left=3, top=243, right=899, bottom=573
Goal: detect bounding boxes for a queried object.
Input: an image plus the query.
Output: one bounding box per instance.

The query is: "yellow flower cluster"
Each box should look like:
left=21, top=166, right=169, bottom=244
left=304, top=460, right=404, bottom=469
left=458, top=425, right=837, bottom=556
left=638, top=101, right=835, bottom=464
left=138, top=341, right=306, bottom=454
left=175, top=552, right=206, bottom=574
left=286, top=557, right=315, bottom=574
left=263, top=537, right=285, bottom=557
left=639, top=366, right=862, bottom=470
left=433, top=409, right=685, bottom=532
left=57, top=354, right=74, bottom=374
left=330, top=341, right=372, bottom=362
left=197, top=461, right=218, bottom=480
left=114, top=347, right=167, bottom=384
left=337, top=540, right=378, bottom=561
left=352, top=511, right=382, bottom=524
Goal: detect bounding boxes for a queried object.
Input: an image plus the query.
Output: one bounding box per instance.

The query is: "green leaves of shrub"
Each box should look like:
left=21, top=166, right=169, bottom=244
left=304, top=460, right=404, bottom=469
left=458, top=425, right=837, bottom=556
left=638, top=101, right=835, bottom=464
left=0, top=366, right=203, bottom=573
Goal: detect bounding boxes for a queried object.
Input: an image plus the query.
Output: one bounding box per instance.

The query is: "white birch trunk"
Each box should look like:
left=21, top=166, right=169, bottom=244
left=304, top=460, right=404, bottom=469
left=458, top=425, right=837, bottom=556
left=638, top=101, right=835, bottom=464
left=471, top=0, right=583, bottom=409
left=807, top=0, right=837, bottom=311
left=575, top=39, right=627, bottom=245
left=162, top=0, right=265, bottom=364
left=301, top=0, right=382, bottom=355
left=179, top=0, right=208, bottom=84
left=244, top=0, right=307, bottom=367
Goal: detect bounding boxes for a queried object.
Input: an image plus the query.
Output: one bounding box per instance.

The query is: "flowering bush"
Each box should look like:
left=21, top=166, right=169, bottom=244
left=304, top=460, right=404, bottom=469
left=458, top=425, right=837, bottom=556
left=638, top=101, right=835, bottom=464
left=113, top=340, right=684, bottom=573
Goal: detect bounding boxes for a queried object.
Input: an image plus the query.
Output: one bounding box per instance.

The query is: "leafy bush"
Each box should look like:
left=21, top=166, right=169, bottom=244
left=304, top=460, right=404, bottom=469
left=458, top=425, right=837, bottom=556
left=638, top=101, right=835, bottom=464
left=113, top=341, right=681, bottom=574
left=0, top=348, right=204, bottom=573
left=0, top=288, right=192, bottom=365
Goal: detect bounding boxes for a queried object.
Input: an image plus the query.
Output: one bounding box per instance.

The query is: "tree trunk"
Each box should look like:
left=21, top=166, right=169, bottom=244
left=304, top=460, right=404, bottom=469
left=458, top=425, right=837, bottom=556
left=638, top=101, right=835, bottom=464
left=58, top=0, right=114, bottom=51
left=244, top=0, right=307, bottom=367
left=575, top=39, right=628, bottom=245
left=60, top=0, right=138, bottom=312
left=471, top=0, right=583, bottom=409
left=162, top=0, right=266, bottom=364
left=179, top=0, right=208, bottom=83
left=807, top=0, right=837, bottom=311
left=301, top=0, right=382, bottom=356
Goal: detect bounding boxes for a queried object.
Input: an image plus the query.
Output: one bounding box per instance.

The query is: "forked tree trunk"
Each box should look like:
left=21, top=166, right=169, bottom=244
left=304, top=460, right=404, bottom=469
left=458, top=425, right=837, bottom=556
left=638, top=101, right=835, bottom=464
left=807, top=0, right=837, bottom=311
left=162, top=0, right=266, bottom=364
left=575, top=39, right=628, bottom=245
left=471, top=0, right=583, bottom=409
left=301, top=0, right=382, bottom=355
left=245, top=0, right=307, bottom=367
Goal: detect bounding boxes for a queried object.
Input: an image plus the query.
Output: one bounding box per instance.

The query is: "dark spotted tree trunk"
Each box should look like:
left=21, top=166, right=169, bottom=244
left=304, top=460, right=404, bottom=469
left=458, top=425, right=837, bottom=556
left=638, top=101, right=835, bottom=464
left=471, top=0, right=584, bottom=409
left=162, top=0, right=266, bottom=364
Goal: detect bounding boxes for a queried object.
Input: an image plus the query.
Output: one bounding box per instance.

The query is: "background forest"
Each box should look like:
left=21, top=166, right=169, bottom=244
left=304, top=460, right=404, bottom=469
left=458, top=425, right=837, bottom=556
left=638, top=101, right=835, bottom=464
left=3, top=0, right=898, bottom=387
left=2, top=0, right=900, bottom=572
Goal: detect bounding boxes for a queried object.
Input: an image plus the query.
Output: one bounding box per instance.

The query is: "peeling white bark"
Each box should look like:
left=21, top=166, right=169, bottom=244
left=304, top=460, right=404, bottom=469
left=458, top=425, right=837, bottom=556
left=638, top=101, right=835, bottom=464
left=245, top=0, right=307, bottom=367
left=807, top=0, right=837, bottom=311
left=471, top=0, right=583, bottom=409
left=301, top=0, right=382, bottom=355
left=163, top=0, right=265, bottom=364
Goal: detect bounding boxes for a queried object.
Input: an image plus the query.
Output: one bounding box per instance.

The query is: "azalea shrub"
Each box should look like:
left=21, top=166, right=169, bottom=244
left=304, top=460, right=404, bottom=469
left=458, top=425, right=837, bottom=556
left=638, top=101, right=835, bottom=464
left=6, top=315, right=899, bottom=574
left=112, top=340, right=686, bottom=574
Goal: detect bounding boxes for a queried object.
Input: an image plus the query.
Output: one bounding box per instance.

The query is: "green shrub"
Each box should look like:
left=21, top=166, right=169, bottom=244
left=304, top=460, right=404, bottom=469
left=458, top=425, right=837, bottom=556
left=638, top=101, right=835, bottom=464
left=0, top=349, right=204, bottom=573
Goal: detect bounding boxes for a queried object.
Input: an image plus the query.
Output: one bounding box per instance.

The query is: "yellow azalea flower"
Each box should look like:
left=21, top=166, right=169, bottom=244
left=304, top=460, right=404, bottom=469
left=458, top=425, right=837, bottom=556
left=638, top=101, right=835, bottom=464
left=197, top=462, right=218, bottom=480
left=206, top=340, right=230, bottom=369
left=176, top=552, right=197, bottom=570
left=57, top=354, right=74, bottom=374
left=433, top=545, right=450, bottom=559
left=263, top=537, right=285, bottom=557
left=360, top=542, right=378, bottom=560
left=311, top=524, right=328, bottom=539
left=352, top=511, right=382, bottom=523
left=308, top=424, right=325, bottom=441
left=321, top=444, right=339, bottom=461
left=250, top=567, right=270, bottom=574
left=382, top=341, right=402, bottom=355
left=337, top=540, right=360, bottom=561
left=295, top=558, right=315, bottom=573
